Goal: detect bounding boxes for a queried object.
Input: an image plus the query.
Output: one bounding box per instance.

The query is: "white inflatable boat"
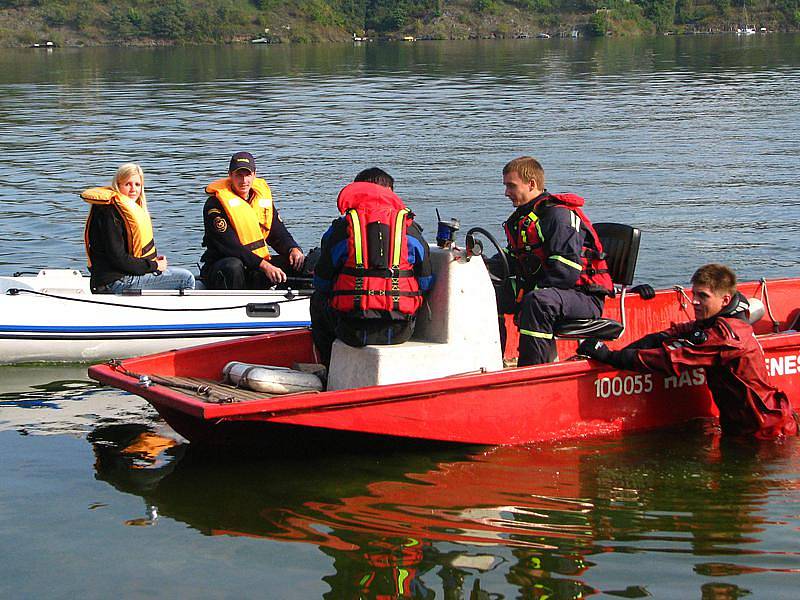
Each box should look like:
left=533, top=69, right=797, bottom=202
left=0, top=269, right=311, bottom=364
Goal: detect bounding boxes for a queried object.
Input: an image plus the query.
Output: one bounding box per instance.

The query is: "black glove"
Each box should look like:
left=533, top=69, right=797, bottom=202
left=630, top=284, right=656, bottom=300
left=577, top=338, right=612, bottom=362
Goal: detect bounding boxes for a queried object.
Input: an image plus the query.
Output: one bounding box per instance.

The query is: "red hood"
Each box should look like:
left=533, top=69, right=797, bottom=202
left=336, top=182, right=406, bottom=214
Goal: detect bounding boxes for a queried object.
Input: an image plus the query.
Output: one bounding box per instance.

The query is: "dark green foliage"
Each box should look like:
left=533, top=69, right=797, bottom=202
left=150, top=0, right=188, bottom=38
left=1, top=0, right=798, bottom=44
left=511, top=0, right=553, bottom=12
left=42, top=1, right=69, bottom=25
left=588, top=9, right=609, bottom=35
left=712, top=0, right=730, bottom=16
left=675, top=0, right=693, bottom=24
left=639, top=0, right=676, bottom=30
left=364, top=0, right=440, bottom=31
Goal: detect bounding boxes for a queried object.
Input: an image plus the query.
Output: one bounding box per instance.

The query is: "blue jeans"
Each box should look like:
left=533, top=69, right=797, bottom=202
left=106, top=268, right=196, bottom=292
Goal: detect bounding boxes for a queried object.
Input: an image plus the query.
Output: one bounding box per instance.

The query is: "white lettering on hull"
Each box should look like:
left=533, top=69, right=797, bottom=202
left=767, top=354, right=800, bottom=377
left=593, top=368, right=706, bottom=399
left=663, top=369, right=706, bottom=389
left=595, top=374, right=653, bottom=398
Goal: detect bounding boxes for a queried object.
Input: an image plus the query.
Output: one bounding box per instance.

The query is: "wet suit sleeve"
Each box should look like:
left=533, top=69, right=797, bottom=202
left=92, top=205, right=157, bottom=275
left=535, top=206, right=584, bottom=289
left=202, top=196, right=262, bottom=270
left=407, top=221, right=434, bottom=292
left=265, top=206, right=302, bottom=257
left=607, top=322, right=738, bottom=375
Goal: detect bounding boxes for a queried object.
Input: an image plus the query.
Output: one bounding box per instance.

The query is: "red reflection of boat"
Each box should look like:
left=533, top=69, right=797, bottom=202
left=89, top=244, right=800, bottom=450
left=90, top=422, right=796, bottom=599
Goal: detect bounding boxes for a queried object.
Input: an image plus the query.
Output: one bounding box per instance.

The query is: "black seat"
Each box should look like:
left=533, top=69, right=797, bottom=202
left=553, top=223, right=641, bottom=341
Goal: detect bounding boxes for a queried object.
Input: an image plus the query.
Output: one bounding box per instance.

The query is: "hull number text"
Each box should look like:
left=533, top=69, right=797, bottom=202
left=594, top=369, right=706, bottom=399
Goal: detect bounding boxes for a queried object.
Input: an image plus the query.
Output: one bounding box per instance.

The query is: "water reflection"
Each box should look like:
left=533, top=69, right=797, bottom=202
left=0, top=365, right=161, bottom=436
left=88, top=425, right=799, bottom=599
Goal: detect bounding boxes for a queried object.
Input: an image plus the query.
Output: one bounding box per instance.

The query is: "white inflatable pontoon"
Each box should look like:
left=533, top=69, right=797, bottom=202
left=0, top=269, right=311, bottom=364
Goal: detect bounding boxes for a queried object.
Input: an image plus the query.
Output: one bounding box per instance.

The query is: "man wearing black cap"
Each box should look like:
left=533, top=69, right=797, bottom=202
left=200, top=152, right=305, bottom=289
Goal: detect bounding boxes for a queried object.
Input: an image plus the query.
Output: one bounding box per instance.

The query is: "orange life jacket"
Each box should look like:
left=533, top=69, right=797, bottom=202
left=205, top=177, right=274, bottom=259
left=81, top=187, right=156, bottom=267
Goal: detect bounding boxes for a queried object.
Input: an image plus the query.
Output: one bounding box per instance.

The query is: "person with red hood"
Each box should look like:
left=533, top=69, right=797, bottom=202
left=311, top=168, right=434, bottom=367
left=500, top=156, right=614, bottom=366
left=578, top=263, right=798, bottom=439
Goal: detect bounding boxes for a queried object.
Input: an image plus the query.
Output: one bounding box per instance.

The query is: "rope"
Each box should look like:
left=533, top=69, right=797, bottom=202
left=758, top=278, right=780, bottom=333
left=6, top=287, right=310, bottom=312
left=106, top=360, right=237, bottom=403
left=673, top=285, right=694, bottom=320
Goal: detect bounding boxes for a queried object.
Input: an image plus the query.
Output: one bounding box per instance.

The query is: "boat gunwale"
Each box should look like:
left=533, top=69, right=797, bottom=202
left=89, top=328, right=800, bottom=422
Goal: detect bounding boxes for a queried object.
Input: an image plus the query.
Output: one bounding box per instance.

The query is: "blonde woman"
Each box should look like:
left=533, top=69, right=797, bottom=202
left=82, top=163, right=195, bottom=292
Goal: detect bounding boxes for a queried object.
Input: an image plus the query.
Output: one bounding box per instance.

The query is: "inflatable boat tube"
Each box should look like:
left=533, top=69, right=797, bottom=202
left=223, top=361, right=324, bottom=395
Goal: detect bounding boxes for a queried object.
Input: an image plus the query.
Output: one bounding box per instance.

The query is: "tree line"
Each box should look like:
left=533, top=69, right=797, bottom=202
left=1, top=0, right=798, bottom=46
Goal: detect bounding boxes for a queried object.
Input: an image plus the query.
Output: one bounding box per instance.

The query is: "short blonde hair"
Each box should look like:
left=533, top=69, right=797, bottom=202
left=503, top=156, right=545, bottom=190
left=111, top=163, right=147, bottom=209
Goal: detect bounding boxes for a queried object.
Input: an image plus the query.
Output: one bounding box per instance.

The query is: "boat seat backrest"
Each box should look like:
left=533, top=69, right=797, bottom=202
left=594, top=223, right=641, bottom=287
left=554, top=223, right=641, bottom=341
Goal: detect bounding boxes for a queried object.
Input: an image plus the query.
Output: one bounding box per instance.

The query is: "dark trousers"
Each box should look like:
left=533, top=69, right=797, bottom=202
left=310, top=293, right=415, bottom=367
left=202, top=255, right=299, bottom=290
left=517, top=288, right=603, bottom=366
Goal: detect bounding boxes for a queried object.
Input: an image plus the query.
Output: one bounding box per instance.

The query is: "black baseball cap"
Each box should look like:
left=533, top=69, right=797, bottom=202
left=229, top=152, right=256, bottom=174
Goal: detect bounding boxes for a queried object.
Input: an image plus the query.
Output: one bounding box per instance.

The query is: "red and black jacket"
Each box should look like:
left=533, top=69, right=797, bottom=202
left=604, top=294, right=798, bottom=439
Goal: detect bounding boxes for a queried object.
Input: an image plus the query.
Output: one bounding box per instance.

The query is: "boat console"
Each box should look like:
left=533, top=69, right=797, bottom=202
left=326, top=245, right=504, bottom=391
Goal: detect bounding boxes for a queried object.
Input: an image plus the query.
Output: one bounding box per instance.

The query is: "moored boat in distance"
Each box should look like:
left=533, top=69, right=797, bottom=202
left=89, top=232, right=800, bottom=451
left=1, top=269, right=311, bottom=364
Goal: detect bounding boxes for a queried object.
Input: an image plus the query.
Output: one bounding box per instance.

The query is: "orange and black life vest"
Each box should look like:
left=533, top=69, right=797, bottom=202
left=205, top=177, right=274, bottom=259
left=503, top=192, right=613, bottom=295
left=81, top=187, right=156, bottom=267
left=330, top=182, right=423, bottom=316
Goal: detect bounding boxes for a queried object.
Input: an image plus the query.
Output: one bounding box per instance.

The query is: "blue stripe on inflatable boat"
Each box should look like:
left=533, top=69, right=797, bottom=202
left=0, top=320, right=311, bottom=336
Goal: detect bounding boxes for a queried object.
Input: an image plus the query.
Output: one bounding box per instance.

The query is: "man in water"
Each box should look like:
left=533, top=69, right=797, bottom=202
left=578, top=263, right=798, bottom=439
left=310, top=167, right=434, bottom=367
left=200, top=151, right=305, bottom=289
left=500, top=156, right=613, bottom=366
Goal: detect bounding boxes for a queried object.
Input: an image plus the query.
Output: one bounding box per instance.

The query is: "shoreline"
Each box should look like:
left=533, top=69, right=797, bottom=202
left=3, top=1, right=796, bottom=49
left=15, top=27, right=793, bottom=50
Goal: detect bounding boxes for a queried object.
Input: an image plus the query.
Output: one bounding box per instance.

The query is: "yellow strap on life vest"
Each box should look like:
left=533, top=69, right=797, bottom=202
left=206, top=177, right=274, bottom=259
left=348, top=209, right=364, bottom=267
left=392, top=209, right=409, bottom=268
left=82, top=187, right=156, bottom=267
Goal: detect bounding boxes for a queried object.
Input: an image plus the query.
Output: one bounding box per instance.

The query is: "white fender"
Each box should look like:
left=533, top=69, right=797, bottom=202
left=747, top=297, right=765, bottom=324
left=223, top=361, right=324, bottom=395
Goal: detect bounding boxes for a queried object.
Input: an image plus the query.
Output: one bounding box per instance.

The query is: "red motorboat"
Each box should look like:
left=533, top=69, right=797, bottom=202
left=88, top=227, right=800, bottom=450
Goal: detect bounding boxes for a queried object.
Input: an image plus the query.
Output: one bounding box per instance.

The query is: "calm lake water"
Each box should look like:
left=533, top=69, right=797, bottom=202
left=2, top=35, right=800, bottom=598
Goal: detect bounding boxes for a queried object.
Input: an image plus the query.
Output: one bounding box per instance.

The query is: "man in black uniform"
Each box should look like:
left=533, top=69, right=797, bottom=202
left=500, top=156, right=613, bottom=366
left=200, top=152, right=304, bottom=289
